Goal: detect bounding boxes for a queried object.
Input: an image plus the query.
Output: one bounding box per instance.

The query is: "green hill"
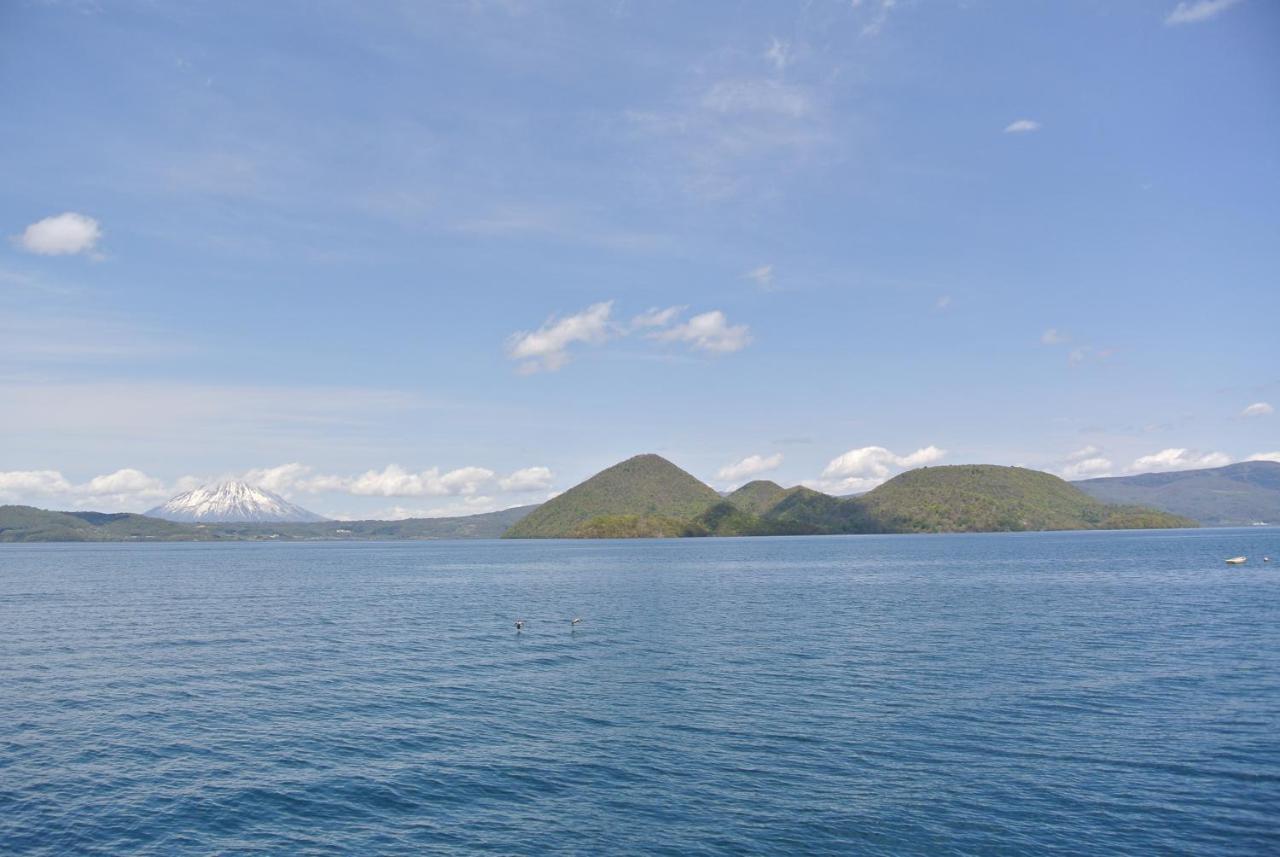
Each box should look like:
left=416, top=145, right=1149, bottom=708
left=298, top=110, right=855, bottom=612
left=859, top=465, right=1195, bottom=533
left=1074, top=461, right=1280, bottom=526
left=725, top=480, right=787, bottom=516
left=758, top=487, right=876, bottom=535
left=504, top=453, right=722, bottom=538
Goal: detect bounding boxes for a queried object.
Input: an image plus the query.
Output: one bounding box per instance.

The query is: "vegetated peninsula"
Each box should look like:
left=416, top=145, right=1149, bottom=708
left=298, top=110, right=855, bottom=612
left=503, top=454, right=1195, bottom=538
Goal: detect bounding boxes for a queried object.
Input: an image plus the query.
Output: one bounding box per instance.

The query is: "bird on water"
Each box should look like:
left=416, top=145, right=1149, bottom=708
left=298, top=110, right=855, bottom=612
left=571, top=617, right=582, bottom=626
left=515, top=619, right=525, bottom=631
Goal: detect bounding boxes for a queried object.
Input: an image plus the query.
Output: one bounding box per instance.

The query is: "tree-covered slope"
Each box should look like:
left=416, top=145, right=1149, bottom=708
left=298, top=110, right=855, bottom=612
left=760, top=487, right=876, bottom=535
left=859, top=465, right=1194, bottom=533
left=725, top=480, right=787, bottom=516
left=1074, top=461, right=1280, bottom=526
left=504, top=454, right=722, bottom=538
left=0, top=506, right=211, bottom=542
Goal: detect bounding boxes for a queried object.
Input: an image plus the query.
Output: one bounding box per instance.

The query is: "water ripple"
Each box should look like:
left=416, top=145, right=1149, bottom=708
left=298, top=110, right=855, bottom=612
left=1, top=530, right=1278, bottom=854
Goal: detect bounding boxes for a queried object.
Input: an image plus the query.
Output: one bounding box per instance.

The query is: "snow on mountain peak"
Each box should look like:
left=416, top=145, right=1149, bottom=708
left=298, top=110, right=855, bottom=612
left=146, top=480, right=326, bottom=523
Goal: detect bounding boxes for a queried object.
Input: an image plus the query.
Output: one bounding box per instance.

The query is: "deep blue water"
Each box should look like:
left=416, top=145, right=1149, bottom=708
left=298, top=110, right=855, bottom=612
left=2, top=529, right=1278, bottom=855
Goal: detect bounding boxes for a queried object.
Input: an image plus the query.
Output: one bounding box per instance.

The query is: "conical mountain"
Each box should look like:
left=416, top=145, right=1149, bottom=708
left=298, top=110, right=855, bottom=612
left=147, top=480, right=326, bottom=523
left=504, top=453, right=721, bottom=538
left=725, top=480, right=787, bottom=516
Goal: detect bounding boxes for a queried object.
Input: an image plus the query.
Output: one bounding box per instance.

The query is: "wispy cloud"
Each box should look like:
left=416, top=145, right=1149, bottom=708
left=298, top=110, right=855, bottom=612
left=855, top=0, right=900, bottom=38
left=764, top=37, right=792, bottom=71
left=507, top=301, right=615, bottom=373
left=1004, top=119, right=1041, bottom=134
left=745, top=264, right=775, bottom=290
left=455, top=203, right=668, bottom=252
left=1165, top=0, right=1243, bottom=26
left=508, top=302, right=752, bottom=371
left=631, top=305, right=685, bottom=329
left=1241, top=401, right=1273, bottom=417
left=1041, top=328, right=1070, bottom=345
left=0, top=381, right=428, bottom=446
left=651, top=310, right=752, bottom=353
left=625, top=76, right=830, bottom=200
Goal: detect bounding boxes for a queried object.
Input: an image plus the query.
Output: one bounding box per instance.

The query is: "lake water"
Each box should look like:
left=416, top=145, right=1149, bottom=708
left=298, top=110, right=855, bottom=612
left=1, top=529, right=1278, bottom=855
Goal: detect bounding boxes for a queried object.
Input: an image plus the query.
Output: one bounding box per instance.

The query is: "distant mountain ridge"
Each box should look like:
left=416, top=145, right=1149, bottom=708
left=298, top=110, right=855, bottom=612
left=1074, top=461, right=1280, bottom=526
left=147, top=480, right=326, bottom=523
left=504, top=456, right=1193, bottom=538
left=0, top=504, right=536, bottom=543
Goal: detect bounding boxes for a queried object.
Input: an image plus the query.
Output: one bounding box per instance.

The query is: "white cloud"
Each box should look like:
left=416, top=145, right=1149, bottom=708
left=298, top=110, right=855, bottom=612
left=512, top=302, right=750, bottom=368
left=17, top=212, right=103, bottom=256
left=1129, top=448, right=1231, bottom=473
left=897, top=446, right=948, bottom=468
left=1004, top=119, right=1041, bottom=134
left=1061, top=457, right=1113, bottom=480
left=764, top=37, right=791, bottom=71
left=717, top=453, right=783, bottom=482
left=1165, top=0, right=1243, bottom=25
left=935, top=295, right=952, bottom=311
left=242, top=462, right=315, bottom=494
left=0, top=467, right=170, bottom=509
left=498, top=466, right=554, bottom=492
left=0, top=458, right=555, bottom=513
left=652, top=310, right=752, bottom=353
left=745, top=264, right=775, bottom=290
left=1041, top=328, right=1070, bottom=345
left=1067, top=445, right=1100, bottom=461
left=348, top=464, right=496, bottom=497
left=507, top=301, right=614, bottom=373
left=1242, top=401, right=1273, bottom=417
left=81, top=468, right=167, bottom=498
left=1247, top=451, right=1280, bottom=463
left=815, top=444, right=946, bottom=493
left=363, top=495, right=502, bottom=521
left=0, top=470, right=74, bottom=498
left=631, top=305, right=685, bottom=329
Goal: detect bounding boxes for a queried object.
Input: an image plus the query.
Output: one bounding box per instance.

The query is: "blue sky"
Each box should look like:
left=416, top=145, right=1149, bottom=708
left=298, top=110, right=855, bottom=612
left=2, top=0, right=1277, bottom=517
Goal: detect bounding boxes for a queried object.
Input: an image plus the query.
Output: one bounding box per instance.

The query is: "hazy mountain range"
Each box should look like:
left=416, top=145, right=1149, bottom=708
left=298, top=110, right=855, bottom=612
left=1074, top=461, right=1280, bottom=527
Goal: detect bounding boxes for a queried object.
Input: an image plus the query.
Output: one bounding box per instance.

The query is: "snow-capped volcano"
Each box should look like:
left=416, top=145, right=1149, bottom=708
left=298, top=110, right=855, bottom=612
left=146, top=480, right=326, bottom=523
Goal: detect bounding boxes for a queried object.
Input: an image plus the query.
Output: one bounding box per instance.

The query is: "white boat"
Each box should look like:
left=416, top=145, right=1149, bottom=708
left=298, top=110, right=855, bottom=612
left=1225, top=556, right=1247, bottom=565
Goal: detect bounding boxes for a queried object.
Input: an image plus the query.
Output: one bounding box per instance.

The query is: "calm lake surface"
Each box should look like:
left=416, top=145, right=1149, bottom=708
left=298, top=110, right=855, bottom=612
left=2, top=529, right=1278, bottom=855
